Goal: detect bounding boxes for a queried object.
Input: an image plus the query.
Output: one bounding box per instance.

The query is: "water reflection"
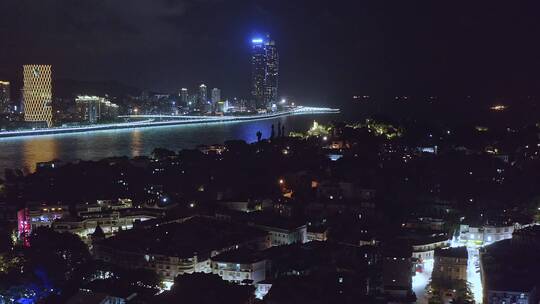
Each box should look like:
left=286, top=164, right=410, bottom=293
left=22, top=137, right=59, bottom=173
left=130, top=129, right=143, bottom=157
left=0, top=114, right=338, bottom=175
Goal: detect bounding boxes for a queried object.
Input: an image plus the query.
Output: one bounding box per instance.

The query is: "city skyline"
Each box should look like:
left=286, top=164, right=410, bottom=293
left=2, top=1, right=540, bottom=107
left=1, top=2, right=540, bottom=303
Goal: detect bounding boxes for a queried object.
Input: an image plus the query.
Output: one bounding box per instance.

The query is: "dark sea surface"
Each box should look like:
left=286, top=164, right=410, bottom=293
left=0, top=113, right=342, bottom=174
left=1, top=96, right=536, bottom=175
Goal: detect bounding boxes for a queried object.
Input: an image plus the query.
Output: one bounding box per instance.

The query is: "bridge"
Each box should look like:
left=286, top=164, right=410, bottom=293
left=118, top=106, right=340, bottom=120
left=0, top=106, right=340, bottom=139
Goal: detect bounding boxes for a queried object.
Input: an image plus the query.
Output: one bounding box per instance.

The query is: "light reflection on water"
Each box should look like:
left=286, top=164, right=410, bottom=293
left=22, top=136, right=59, bottom=174
left=0, top=114, right=338, bottom=174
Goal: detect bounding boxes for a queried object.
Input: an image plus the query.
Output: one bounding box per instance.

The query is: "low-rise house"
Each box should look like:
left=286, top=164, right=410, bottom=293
left=306, top=225, right=329, bottom=242
left=382, top=244, right=415, bottom=303
left=409, top=233, right=450, bottom=262
left=404, top=217, right=446, bottom=231
left=52, top=209, right=158, bottom=244
left=481, top=237, right=540, bottom=304
left=66, top=290, right=136, bottom=304
left=211, top=249, right=267, bottom=284
left=17, top=202, right=69, bottom=245
left=459, top=223, right=519, bottom=246
left=432, top=247, right=468, bottom=281
left=93, top=216, right=270, bottom=282
left=246, top=213, right=307, bottom=246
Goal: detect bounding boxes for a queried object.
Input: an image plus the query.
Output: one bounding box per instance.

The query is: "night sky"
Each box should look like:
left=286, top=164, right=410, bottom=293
left=1, top=1, right=540, bottom=105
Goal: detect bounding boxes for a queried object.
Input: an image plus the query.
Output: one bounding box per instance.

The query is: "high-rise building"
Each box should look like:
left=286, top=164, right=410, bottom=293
left=75, top=95, right=119, bottom=124
left=211, top=88, right=221, bottom=104
left=23, top=65, right=53, bottom=127
left=180, top=88, right=188, bottom=106
left=251, top=35, right=279, bottom=110
left=0, top=81, right=10, bottom=113
left=198, top=84, right=208, bottom=112
left=264, top=40, right=279, bottom=107
left=251, top=38, right=267, bottom=109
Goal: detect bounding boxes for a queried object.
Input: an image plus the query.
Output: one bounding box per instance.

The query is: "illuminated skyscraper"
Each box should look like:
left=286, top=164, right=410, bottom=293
left=198, top=84, right=208, bottom=111
left=251, top=38, right=267, bottom=109
left=0, top=81, right=9, bottom=113
left=211, top=88, right=221, bottom=104
left=23, top=65, right=53, bottom=127
left=251, top=35, right=279, bottom=110
left=264, top=40, right=279, bottom=107
left=180, top=88, right=188, bottom=106
left=75, top=95, right=119, bottom=124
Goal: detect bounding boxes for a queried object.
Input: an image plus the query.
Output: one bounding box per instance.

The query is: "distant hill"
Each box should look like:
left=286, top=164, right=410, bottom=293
left=54, top=79, right=141, bottom=99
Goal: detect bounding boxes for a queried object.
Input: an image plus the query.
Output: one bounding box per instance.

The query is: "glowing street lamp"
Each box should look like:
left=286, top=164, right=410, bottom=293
left=279, top=179, right=284, bottom=185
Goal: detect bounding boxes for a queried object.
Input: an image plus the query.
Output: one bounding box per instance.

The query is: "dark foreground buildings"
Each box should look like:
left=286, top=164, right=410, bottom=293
left=1, top=118, right=540, bottom=303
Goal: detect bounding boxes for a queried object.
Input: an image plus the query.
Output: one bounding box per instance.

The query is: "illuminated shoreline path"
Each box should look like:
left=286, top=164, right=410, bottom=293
left=23, top=65, right=53, bottom=127
left=0, top=106, right=339, bottom=139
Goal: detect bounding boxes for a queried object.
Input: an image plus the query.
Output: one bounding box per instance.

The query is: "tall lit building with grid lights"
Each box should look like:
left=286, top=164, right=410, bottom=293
left=0, top=81, right=10, bottom=113
left=264, top=40, right=279, bottom=107
left=251, top=38, right=267, bottom=109
left=251, top=35, right=279, bottom=110
left=23, top=65, right=53, bottom=127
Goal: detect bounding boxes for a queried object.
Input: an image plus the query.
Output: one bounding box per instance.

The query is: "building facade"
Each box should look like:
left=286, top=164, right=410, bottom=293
left=411, top=236, right=450, bottom=262
left=459, top=223, right=518, bottom=246
left=0, top=81, right=10, bottom=113
left=52, top=210, right=158, bottom=245
left=251, top=223, right=307, bottom=247
left=75, top=95, right=119, bottom=124
left=93, top=217, right=271, bottom=283
left=211, top=88, right=221, bottom=109
left=17, top=203, right=69, bottom=246
left=432, top=247, right=468, bottom=281
left=211, top=250, right=267, bottom=284
left=264, top=40, right=278, bottom=107
left=180, top=88, right=188, bottom=106
left=251, top=36, right=279, bottom=110
left=485, top=289, right=538, bottom=304
left=198, top=84, right=208, bottom=112
left=382, top=247, right=415, bottom=302
left=23, top=65, right=53, bottom=127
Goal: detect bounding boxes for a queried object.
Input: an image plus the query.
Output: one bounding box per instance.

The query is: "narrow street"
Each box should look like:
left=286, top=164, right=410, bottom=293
left=412, top=260, right=433, bottom=304
left=413, top=245, right=484, bottom=304
left=467, top=247, right=483, bottom=303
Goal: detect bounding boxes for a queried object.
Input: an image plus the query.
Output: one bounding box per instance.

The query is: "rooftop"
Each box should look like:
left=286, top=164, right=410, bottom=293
left=97, top=216, right=268, bottom=259
left=247, top=211, right=307, bottom=231
left=435, top=247, right=467, bottom=259
left=211, top=248, right=265, bottom=264
left=482, top=239, right=540, bottom=292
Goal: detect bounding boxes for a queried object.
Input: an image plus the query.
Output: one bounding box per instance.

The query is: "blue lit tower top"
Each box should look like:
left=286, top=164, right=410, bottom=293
left=251, top=37, right=267, bottom=109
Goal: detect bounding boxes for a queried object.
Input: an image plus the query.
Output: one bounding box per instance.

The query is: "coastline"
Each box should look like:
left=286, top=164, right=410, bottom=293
left=0, top=106, right=339, bottom=139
